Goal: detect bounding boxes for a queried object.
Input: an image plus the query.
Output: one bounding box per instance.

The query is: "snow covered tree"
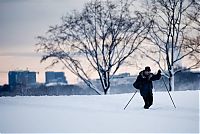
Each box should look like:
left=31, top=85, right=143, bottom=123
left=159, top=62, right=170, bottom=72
left=137, top=0, right=200, bottom=91
left=36, top=0, right=151, bottom=94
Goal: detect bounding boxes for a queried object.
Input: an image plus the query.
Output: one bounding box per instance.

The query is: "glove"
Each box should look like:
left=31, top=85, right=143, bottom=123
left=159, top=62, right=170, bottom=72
left=148, top=74, right=153, bottom=80
left=158, top=70, right=161, bottom=74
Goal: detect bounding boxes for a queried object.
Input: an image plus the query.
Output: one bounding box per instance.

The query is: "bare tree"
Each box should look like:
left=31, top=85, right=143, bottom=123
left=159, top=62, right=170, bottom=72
left=137, top=0, right=200, bottom=91
left=187, top=0, right=200, bottom=31
left=36, top=0, right=151, bottom=94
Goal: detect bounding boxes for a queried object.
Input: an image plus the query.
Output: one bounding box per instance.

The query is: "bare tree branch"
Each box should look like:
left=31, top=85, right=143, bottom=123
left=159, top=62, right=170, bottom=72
left=36, top=0, right=150, bottom=94
left=137, top=0, right=200, bottom=91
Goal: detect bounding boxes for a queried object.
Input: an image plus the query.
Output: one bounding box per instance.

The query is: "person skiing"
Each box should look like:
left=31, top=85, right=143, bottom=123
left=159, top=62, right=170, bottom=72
left=133, top=66, right=161, bottom=109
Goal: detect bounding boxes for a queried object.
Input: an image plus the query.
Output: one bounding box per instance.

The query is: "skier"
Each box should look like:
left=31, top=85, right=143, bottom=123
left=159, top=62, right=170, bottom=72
left=133, top=66, right=161, bottom=109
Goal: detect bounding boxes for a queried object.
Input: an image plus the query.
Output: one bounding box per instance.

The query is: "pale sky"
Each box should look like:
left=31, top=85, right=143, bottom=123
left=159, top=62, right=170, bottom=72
left=0, top=0, right=159, bottom=85
left=0, top=0, right=91, bottom=85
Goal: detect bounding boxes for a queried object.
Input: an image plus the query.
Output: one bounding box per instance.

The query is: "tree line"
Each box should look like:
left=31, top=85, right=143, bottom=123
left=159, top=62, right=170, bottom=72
left=36, top=0, right=200, bottom=94
left=0, top=71, right=199, bottom=96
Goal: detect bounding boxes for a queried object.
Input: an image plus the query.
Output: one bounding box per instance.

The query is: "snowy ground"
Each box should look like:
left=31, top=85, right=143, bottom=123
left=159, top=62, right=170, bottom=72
left=0, top=90, right=199, bottom=133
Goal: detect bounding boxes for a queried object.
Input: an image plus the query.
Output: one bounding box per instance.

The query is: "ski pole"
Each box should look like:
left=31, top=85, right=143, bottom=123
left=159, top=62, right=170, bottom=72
left=124, top=90, right=138, bottom=110
left=161, top=77, right=176, bottom=108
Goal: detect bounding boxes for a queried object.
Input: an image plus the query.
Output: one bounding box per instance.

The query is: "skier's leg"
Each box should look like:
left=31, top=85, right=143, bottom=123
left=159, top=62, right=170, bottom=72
left=142, top=96, right=149, bottom=109
left=148, top=93, right=153, bottom=107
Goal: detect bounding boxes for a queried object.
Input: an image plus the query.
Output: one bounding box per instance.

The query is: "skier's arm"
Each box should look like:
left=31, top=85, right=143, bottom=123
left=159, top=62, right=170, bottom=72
left=150, top=70, right=161, bottom=81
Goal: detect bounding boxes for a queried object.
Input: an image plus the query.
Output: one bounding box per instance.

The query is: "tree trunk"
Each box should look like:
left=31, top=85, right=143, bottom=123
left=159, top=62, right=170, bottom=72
left=101, top=71, right=111, bottom=95
left=103, top=79, right=110, bottom=95
left=104, top=86, right=110, bottom=95
left=169, top=75, right=175, bottom=91
left=169, top=67, right=175, bottom=91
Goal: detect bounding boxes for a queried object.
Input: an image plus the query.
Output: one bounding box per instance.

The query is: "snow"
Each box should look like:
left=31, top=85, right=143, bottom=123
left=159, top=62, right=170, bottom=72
left=45, top=82, right=67, bottom=87
left=0, top=90, right=199, bottom=133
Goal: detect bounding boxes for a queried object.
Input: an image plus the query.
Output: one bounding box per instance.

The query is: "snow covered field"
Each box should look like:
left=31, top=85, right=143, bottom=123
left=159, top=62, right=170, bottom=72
left=0, top=90, right=199, bottom=133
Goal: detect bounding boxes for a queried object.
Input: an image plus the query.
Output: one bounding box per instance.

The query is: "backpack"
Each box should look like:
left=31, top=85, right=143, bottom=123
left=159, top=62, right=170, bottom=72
left=133, top=78, right=141, bottom=90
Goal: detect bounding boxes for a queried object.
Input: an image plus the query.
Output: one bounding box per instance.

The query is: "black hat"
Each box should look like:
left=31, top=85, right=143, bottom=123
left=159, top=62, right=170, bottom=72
left=145, top=66, right=151, bottom=71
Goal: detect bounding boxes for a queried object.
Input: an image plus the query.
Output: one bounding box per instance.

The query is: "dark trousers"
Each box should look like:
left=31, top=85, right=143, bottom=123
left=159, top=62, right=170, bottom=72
left=142, top=92, right=153, bottom=108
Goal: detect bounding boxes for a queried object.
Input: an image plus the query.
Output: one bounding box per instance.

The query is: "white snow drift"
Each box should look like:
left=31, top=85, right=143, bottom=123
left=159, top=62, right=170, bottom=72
left=0, top=90, right=199, bottom=133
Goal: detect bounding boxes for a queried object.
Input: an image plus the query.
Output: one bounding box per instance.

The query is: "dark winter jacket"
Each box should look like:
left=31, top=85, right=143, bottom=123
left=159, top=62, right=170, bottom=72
left=134, top=70, right=161, bottom=96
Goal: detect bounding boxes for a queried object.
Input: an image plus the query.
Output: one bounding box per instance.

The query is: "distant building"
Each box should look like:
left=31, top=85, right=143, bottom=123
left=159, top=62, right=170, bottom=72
left=112, top=73, right=131, bottom=79
left=79, top=72, right=133, bottom=87
left=45, top=71, right=67, bottom=85
left=8, top=71, right=36, bottom=87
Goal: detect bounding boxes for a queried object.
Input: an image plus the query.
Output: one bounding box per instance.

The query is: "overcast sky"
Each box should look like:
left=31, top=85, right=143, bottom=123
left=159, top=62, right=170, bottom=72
left=0, top=0, right=157, bottom=85
left=0, top=0, right=90, bottom=53
left=0, top=0, right=90, bottom=84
